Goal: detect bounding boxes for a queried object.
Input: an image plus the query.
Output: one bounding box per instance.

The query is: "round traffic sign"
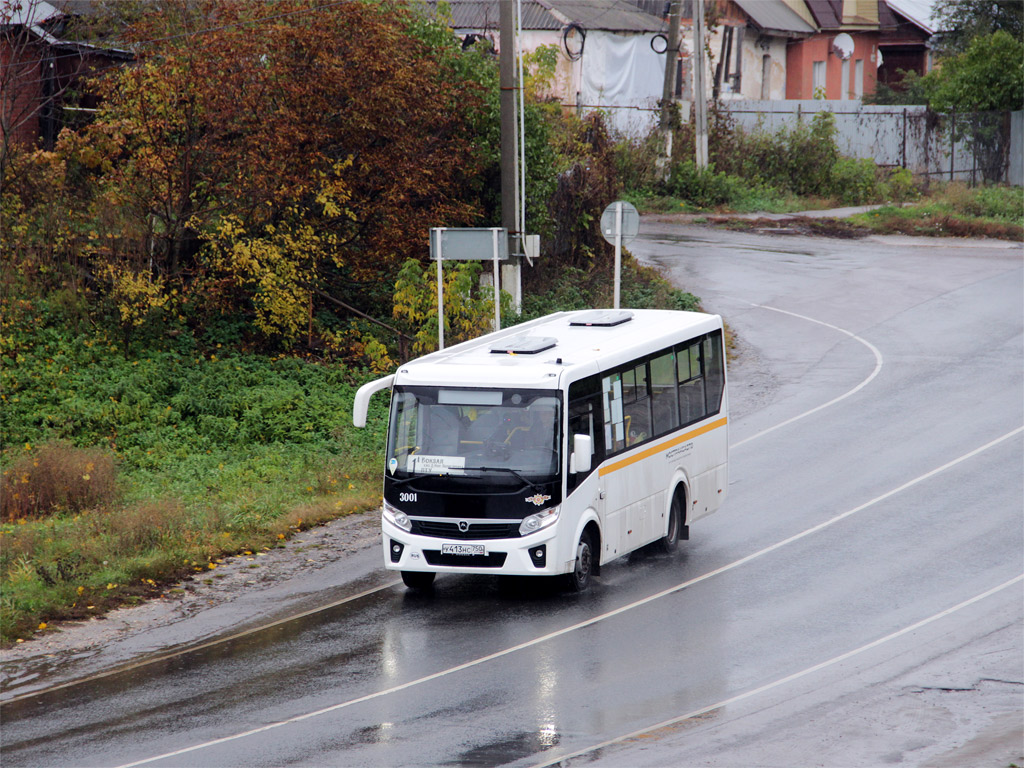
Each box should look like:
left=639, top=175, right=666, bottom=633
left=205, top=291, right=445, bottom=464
left=600, top=201, right=640, bottom=246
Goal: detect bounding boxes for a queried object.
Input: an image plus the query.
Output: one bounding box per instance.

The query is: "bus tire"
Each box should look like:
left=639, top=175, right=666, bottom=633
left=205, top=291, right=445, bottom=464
left=401, top=571, right=436, bottom=590
left=563, top=529, right=594, bottom=592
left=656, top=490, right=684, bottom=554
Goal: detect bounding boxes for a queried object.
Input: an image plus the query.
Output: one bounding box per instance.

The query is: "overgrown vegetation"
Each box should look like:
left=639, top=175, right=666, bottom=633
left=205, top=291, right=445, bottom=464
left=850, top=183, right=1023, bottom=239
left=619, top=107, right=922, bottom=213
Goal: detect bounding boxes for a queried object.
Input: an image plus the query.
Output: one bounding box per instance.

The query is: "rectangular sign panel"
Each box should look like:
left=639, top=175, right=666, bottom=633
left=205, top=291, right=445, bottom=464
left=429, top=228, right=509, bottom=261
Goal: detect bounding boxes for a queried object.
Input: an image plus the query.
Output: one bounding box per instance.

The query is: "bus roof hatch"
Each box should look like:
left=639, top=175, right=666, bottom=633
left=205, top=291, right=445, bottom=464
left=489, top=336, right=558, bottom=355
left=568, top=310, right=634, bottom=327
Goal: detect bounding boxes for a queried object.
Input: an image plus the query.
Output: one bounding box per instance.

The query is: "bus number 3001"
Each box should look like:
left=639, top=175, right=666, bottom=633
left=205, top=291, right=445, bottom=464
left=399, top=492, right=418, bottom=503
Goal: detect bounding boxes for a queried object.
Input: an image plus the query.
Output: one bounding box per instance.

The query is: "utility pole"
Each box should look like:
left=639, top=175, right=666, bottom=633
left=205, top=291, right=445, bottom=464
left=693, top=0, right=709, bottom=169
left=498, top=0, right=521, bottom=311
left=657, top=1, right=682, bottom=177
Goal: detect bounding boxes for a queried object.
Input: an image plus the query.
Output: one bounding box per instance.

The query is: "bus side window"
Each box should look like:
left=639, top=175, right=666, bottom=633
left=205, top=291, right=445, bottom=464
left=678, top=341, right=706, bottom=426
left=622, top=363, right=651, bottom=445
left=650, top=350, right=679, bottom=436
left=603, top=373, right=627, bottom=453
left=567, top=390, right=603, bottom=491
left=703, top=331, right=725, bottom=415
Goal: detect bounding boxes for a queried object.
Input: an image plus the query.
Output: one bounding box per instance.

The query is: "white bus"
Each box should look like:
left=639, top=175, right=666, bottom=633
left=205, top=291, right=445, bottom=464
left=352, top=309, right=728, bottom=591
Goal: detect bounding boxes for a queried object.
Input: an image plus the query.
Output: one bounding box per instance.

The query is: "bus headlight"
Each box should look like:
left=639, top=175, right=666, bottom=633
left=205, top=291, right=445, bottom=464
left=383, top=502, right=412, bottom=532
left=519, top=507, right=559, bottom=536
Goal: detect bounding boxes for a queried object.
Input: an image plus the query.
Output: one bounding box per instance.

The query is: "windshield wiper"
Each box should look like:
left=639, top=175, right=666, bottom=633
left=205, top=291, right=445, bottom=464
left=463, top=466, right=544, bottom=492
left=390, top=472, right=447, bottom=488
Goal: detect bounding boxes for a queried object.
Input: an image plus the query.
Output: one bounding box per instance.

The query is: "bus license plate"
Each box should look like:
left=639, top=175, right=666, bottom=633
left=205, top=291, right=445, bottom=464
left=441, top=543, right=485, bottom=556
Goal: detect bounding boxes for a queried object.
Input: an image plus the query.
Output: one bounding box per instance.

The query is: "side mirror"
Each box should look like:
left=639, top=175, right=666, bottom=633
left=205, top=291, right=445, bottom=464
left=572, top=434, right=593, bottom=474
left=352, top=374, right=395, bottom=427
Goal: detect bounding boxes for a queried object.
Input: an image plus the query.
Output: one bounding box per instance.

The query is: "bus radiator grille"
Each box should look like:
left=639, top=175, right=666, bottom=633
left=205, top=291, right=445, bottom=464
left=413, top=521, right=520, bottom=540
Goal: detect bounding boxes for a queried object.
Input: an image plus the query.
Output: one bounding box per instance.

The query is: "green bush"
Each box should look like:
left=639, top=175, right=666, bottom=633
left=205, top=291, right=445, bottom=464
left=831, top=157, right=884, bottom=205
left=966, top=184, right=1024, bottom=222
left=666, top=161, right=748, bottom=209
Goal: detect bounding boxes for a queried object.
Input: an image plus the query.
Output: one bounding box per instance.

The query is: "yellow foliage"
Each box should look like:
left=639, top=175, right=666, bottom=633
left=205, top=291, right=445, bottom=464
left=393, top=258, right=511, bottom=356
left=105, top=265, right=170, bottom=328
left=203, top=162, right=356, bottom=341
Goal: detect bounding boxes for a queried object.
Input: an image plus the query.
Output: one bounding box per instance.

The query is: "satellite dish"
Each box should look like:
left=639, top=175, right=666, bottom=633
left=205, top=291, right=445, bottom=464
left=832, top=33, right=854, bottom=61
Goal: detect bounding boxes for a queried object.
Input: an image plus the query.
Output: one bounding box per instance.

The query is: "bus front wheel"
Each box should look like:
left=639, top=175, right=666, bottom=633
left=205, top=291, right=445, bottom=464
left=401, top=571, right=436, bottom=590
left=563, top=529, right=594, bottom=592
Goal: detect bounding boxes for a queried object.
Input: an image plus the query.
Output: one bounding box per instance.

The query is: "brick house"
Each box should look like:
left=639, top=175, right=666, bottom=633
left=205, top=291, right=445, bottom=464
left=1, top=0, right=132, bottom=152
left=877, top=0, right=934, bottom=89
left=784, top=0, right=896, bottom=100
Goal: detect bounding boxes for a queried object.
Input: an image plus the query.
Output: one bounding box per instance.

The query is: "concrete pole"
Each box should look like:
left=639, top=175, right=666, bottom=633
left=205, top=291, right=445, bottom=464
left=657, top=2, right=682, bottom=176
left=499, top=0, right=523, bottom=313
left=693, top=0, right=709, bottom=169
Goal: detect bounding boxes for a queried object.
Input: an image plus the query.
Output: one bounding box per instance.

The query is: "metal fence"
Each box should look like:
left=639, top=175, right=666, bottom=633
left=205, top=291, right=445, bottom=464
left=721, top=100, right=1023, bottom=187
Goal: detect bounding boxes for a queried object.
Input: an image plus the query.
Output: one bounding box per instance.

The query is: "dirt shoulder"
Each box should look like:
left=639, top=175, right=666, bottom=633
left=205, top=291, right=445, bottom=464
left=0, top=510, right=384, bottom=696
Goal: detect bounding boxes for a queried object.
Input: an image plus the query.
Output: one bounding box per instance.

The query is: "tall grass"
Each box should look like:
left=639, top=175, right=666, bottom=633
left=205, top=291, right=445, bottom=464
left=851, top=182, right=1023, bottom=238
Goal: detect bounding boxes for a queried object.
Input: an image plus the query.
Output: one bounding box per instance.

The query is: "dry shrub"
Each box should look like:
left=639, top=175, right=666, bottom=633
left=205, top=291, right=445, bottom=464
left=1, top=442, right=118, bottom=521
left=107, top=499, right=191, bottom=553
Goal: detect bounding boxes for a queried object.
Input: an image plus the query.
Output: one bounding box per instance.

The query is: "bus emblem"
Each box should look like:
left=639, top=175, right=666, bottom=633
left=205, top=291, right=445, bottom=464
left=458, top=520, right=470, bottom=532
left=525, top=493, right=551, bottom=507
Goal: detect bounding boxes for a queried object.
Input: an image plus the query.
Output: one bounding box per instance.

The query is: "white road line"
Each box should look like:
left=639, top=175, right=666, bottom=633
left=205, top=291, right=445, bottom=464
left=731, top=302, right=885, bottom=448
left=113, top=426, right=1023, bottom=768
left=533, top=573, right=1024, bottom=768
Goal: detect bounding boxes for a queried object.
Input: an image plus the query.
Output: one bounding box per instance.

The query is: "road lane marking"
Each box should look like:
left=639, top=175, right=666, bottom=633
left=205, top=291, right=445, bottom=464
left=532, top=573, right=1024, bottom=768
left=731, top=302, right=885, bottom=448
left=112, top=426, right=1023, bottom=768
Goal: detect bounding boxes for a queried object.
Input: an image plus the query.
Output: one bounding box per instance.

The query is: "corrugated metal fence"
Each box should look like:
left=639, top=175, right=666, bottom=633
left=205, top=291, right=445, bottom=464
left=721, top=101, right=1023, bottom=187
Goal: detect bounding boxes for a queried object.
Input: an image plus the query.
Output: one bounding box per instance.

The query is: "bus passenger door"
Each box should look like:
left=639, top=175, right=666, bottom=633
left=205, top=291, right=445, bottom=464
left=567, top=393, right=608, bottom=559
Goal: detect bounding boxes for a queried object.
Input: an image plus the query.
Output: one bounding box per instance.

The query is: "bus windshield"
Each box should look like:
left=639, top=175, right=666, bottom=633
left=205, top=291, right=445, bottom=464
left=386, top=387, right=561, bottom=482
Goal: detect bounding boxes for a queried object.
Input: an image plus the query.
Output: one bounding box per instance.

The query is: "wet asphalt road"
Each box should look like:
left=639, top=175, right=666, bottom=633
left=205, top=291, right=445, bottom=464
left=1, top=223, right=1022, bottom=767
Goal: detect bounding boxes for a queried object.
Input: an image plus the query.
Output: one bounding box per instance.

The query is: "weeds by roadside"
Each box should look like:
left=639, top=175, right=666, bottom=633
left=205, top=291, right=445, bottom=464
left=851, top=183, right=1023, bottom=239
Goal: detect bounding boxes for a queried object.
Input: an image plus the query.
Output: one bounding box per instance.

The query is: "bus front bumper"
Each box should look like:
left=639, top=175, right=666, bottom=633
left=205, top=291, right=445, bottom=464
left=382, top=516, right=563, bottom=577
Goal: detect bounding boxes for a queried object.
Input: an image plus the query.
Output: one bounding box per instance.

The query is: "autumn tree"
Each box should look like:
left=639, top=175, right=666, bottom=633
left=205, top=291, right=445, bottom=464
left=75, top=0, right=488, bottom=344
left=931, top=0, right=1024, bottom=58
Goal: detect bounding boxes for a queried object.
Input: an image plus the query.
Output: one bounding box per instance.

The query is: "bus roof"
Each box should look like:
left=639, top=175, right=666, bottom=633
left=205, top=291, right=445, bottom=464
left=394, top=309, right=722, bottom=389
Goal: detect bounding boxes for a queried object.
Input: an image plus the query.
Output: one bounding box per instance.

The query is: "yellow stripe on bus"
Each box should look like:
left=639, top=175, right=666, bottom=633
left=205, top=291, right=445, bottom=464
left=598, top=416, right=728, bottom=477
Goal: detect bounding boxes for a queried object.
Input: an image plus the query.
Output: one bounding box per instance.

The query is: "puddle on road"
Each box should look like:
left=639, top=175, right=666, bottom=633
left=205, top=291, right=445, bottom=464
left=444, top=728, right=561, bottom=767
left=646, top=234, right=717, bottom=246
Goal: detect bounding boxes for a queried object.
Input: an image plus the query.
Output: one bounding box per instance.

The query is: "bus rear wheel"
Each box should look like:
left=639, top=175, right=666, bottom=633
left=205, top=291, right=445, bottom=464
left=401, top=571, right=436, bottom=590
left=563, top=529, right=594, bottom=592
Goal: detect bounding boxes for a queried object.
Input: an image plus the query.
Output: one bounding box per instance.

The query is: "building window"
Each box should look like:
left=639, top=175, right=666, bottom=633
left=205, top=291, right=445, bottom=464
left=854, top=59, right=864, bottom=98
left=812, top=61, right=826, bottom=96
left=841, top=59, right=850, bottom=99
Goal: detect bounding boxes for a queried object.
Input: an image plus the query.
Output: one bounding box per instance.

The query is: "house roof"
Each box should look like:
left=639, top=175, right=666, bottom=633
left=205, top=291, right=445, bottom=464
left=884, top=0, right=935, bottom=34
left=422, top=0, right=665, bottom=33
left=804, top=0, right=895, bottom=31
left=543, top=0, right=666, bottom=32
left=1, top=0, right=133, bottom=58
left=733, top=0, right=815, bottom=36
left=2, top=0, right=62, bottom=42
